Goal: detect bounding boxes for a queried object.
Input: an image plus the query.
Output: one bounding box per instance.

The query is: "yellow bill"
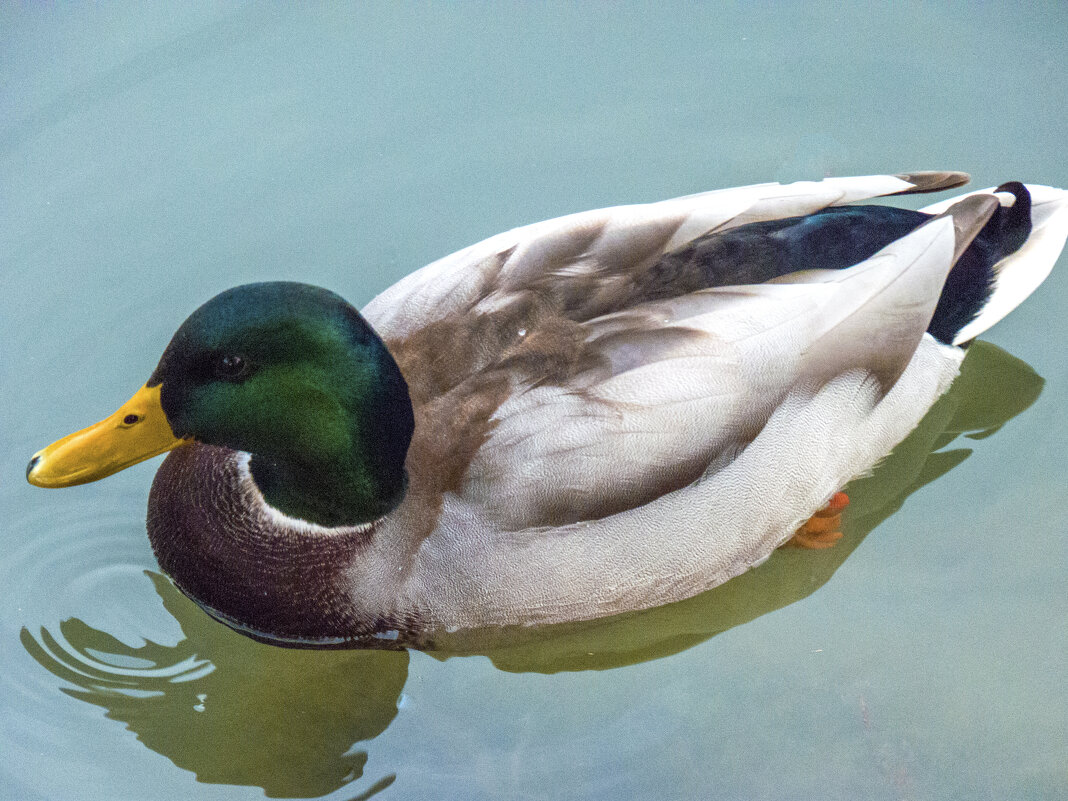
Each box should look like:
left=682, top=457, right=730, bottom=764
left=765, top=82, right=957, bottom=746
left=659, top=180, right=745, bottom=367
left=27, top=383, right=190, bottom=488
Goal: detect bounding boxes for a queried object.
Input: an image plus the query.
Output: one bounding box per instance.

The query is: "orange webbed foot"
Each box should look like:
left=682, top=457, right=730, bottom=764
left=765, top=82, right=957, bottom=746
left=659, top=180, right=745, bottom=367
left=785, top=492, right=850, bottom=550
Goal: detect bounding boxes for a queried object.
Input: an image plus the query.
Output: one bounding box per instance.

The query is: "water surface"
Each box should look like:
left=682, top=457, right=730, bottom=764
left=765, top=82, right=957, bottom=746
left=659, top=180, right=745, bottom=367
left=3, top=4, right=1066, bottom=799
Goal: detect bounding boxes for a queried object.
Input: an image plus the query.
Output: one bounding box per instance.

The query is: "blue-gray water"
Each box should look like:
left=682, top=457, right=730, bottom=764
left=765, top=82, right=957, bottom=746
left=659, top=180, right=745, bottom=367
left=2, top=4, right=1066, bottom=800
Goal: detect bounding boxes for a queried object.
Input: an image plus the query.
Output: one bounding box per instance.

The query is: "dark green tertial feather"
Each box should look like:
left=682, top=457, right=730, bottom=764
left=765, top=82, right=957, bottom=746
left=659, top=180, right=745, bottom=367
left=645, top=182, right=1032, bottom=344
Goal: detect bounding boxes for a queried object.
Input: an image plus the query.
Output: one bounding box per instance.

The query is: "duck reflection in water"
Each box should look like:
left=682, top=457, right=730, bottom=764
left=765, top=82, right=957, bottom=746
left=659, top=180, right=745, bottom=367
left=22, top=576, right=407, bottom=799
left=21, top=341, right=1041, bottom=796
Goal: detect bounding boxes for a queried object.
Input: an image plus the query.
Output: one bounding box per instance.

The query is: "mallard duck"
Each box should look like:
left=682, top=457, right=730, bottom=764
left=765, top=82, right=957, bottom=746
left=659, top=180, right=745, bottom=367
left=27, top=171, right=1068, bottom=648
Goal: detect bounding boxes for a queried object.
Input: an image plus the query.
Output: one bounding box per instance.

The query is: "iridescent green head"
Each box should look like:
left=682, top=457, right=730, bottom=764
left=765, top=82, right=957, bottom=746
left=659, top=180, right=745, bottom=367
left=29, top=282, right=415, bottom=527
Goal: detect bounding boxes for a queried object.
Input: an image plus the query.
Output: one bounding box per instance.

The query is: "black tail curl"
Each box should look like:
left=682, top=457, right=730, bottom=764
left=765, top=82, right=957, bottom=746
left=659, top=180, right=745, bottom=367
left=929, top=182, right=1031, bottom=345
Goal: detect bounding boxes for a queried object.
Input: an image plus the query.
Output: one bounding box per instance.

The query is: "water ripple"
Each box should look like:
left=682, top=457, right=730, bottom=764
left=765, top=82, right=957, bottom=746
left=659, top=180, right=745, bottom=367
left=3, top=500, right=163, bottom=638
left=4, top=497, right=409, bottom=798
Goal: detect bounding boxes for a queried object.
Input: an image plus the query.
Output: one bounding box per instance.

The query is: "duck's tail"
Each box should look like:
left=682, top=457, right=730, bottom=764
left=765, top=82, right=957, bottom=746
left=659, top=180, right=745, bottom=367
left=923, top=182, right=1068, bottom=345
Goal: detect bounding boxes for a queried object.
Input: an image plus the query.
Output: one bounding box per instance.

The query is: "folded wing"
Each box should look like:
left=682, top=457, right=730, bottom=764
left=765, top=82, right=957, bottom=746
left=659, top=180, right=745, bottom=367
left=464, top=205, right=990, bottom=530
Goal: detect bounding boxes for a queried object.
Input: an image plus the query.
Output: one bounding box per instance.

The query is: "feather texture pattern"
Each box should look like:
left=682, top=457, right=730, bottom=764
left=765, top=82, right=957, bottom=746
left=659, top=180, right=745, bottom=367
left=135, top=172, right=1067, bottom=643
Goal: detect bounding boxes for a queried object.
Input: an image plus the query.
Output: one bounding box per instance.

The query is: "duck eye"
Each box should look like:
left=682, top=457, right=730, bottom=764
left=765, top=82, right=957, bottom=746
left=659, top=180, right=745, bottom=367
left=214, top=354, right=248, bottom=380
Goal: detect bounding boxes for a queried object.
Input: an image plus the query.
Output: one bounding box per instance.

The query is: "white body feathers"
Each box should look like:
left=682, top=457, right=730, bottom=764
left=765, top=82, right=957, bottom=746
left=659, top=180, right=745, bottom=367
left=348, top=174, right=1067, bottom=631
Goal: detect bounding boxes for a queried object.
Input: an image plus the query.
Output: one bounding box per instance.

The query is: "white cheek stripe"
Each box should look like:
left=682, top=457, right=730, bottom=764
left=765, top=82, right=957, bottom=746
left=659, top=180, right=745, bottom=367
left=233, top=452, right=382, bottom=537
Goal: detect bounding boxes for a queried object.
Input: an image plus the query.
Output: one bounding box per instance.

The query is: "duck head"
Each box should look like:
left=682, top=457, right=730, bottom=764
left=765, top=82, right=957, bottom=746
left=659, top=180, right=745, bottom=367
left=27, top=282, right=415, bottom=528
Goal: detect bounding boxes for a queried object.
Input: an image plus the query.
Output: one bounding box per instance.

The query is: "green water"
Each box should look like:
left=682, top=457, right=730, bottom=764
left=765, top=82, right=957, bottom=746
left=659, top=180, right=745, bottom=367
left=3, top=4, right=1066, bottom=800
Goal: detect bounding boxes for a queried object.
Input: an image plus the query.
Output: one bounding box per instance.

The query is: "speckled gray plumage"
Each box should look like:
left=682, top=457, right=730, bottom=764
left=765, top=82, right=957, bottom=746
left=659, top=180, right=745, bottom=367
left=145, top=174, right=1068, bottom=646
